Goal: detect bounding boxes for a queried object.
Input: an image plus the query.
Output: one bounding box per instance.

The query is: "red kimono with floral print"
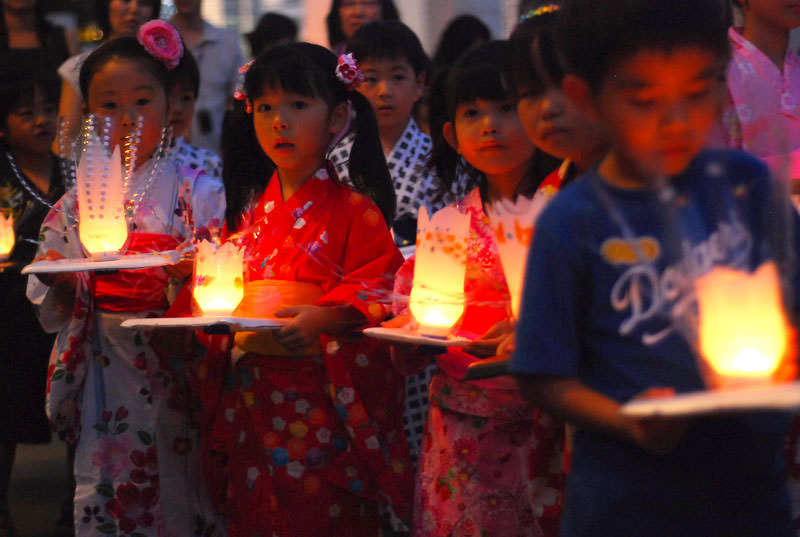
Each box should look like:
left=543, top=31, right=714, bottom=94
left=197, top=167, right=412, bottom=537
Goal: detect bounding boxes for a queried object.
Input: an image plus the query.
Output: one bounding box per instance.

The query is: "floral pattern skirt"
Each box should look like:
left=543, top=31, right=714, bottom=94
left=413, top=404, right=564, bottom=537
left=219, top=353, right=381, bottom=537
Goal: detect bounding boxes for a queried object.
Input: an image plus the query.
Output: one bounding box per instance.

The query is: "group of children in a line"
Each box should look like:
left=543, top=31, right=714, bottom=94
left=4, top=0, right=800, bottom=536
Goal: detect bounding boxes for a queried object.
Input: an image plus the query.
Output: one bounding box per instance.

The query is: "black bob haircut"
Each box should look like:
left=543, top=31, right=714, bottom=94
left=95, top=0, right=162, bottom=40
left=347, top=20, right=431, bottom=77
left=326, top=0, right=399, bottom=48
left=556, top=0, right=731, bottom=92
left=507, top=10, right=562, bottom=99
left=0, top=71, right=60, bottom=131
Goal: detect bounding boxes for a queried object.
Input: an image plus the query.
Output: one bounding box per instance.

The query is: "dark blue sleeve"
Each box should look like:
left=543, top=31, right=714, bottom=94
left=510, top=203, right=585, bottom=377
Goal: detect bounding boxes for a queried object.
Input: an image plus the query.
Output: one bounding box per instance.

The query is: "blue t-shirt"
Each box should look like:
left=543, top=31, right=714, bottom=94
left=510, top=150, right=794, bottom=537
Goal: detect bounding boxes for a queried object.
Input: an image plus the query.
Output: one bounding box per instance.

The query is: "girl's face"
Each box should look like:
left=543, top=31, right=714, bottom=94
left=2, top=86, right=56, bottom=156
left=517, top=85, right=604, bottom=165
left=251, top=86, right=346, bottom=183
left=108, top=0, right=156, bottom=38
left=339, top=0, right=382, bottom=40
left=448, top=98, right=535, bottom=185
left=87, top=58, right=169, bottom=166
left=743, top=0, right=800, bottom=32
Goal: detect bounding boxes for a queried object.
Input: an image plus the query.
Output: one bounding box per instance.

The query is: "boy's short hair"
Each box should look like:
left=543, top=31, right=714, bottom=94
left=168, top=46, right=200, bottom=98
left=557, top=0, right=731, bottom=91
left=0, top=68, right=60, bottom=130
left=347, top=20, right=431, bottom=77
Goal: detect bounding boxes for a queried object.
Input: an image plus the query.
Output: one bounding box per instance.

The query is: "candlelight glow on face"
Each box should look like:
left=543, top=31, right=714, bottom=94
left=76, top=132, right=128, bottom=257
left=193, top=240, right=244, bottom=316
left=695, top=262, right=790, bottom=387
left=409, top=206, right=469, bottom=337
left=0, top=212, right=14, bottom=258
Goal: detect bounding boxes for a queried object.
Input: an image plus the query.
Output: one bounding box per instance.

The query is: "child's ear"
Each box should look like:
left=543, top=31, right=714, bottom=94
left=329, top=101, right=349, bottom=135
left=563, top=74, right=599, bottom=121
left=442, top=121, right=459, bottom=153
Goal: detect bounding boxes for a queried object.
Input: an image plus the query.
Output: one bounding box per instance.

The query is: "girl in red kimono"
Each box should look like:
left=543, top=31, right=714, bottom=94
left=199, top=43, right=412, bottom=537
left=392, top=41, right=567, bottom=537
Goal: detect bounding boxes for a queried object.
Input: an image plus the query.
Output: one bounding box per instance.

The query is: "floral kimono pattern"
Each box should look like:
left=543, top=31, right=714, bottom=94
left=330, top=118, right=432, bottom=224
left=722, top=28, right=800, bottom=159
left=198, top=167, right=412, bottom=537
left=27, top=157, right=225, bottom=537
left=393, top=176, right=566, bottom=537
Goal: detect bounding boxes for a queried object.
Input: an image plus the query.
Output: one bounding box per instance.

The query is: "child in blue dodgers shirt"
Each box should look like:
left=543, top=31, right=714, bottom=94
left=509, top=1, right=798, bottom=536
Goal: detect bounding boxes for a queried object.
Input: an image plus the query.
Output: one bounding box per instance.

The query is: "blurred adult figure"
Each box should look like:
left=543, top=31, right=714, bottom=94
left=170, top=0, right=243, bottom=155
left=325, top=0, right=398, bottom=54
left=245, top=12, right=297, bottom=57
left=55, top=0, right=162, bottom=153
left=0, top=0, right=77, bottom=78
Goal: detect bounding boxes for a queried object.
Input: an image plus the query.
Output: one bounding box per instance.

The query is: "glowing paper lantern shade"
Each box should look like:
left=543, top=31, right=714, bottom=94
left=487, top=193, right=553, bottom=318
left=695, top=262, right=790, bottom=388
left=76, top=129, right=127, bottom=257
left=193, top=239, right=244, bottom=316
left=0, top=212, right=13, bottom=258
left=409, top=205, right=470, bottom=337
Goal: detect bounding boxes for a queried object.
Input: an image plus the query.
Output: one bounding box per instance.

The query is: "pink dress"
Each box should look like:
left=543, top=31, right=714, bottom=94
left=720, top=28, right=800, bottom=173
left=394, top=177, right=566, bottom=537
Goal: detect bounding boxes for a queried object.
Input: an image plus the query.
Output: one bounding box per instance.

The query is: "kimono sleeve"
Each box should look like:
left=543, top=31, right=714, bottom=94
left=26, top=189, right=90, bottom=333
left=317, top=196, right=404, bottom=324
left=510, top=204, right=584, bottom=378
left=190, top=170, right=225, bottom=231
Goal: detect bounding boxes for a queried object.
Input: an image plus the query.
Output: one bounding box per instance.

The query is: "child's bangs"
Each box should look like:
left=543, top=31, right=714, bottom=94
left=247, top=51, right=328, bottom=101
left=447, top=64, right=509, bottom=115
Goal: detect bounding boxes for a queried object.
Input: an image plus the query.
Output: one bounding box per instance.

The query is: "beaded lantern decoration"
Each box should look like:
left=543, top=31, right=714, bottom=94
left=409, top=205, right=470, bottom=337
left=75, top=116, right=128, bottom=258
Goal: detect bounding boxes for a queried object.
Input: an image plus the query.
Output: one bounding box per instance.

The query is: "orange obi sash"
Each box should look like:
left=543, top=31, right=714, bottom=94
left=233, top=279, right=324, bottom=356
left=93, top=233, right=180, bottom=312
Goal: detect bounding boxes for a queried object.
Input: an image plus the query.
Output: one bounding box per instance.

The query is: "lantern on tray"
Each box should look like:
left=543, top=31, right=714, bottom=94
left=193, top=239, right=245, bottom=316
left=76, top=118, right=128, bottom=258
left=0, top=212, right=13, bottom=259
left=695, top=261, right=792, bottom=388
left=409, top=205, right=470, bottom=337
left=488, top=193, right=555, bottom=318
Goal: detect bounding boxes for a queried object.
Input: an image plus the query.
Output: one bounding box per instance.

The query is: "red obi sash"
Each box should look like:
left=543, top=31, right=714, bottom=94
left=92, top=233, right=180, bottom=312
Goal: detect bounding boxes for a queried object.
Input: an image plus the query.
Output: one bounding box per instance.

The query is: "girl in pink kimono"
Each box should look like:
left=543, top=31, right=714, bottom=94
left=719, top=1, right=800, bottom=171
left=723, top=2, right=800, bottom=526
left=392, top=41, right=566, bottom=537
left=27, top=24, right=224, bottom=537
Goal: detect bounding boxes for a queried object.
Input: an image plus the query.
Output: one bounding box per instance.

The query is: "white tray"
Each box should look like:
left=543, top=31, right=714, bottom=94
left=399, top=245, right=415, bottom=259
left=363, top=326, right=471, bottom=347
left=22, top=251, right=181, bottom=274
left=620, top=382, right=800, bottom=417
left=120, top=316, right=287, bottom=332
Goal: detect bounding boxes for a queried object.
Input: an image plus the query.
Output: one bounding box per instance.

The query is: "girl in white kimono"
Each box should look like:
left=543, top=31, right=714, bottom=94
left=27, top=22, right=224, bottom=537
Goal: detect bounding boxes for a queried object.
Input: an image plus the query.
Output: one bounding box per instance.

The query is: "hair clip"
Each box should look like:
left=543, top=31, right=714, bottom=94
left=519, top=4, right=560, bottom=22
left=233, top=59, right=255, bottom=102
left=335, top=53, right=365, bottom=92
left=137, top=20, right=184, bottom=70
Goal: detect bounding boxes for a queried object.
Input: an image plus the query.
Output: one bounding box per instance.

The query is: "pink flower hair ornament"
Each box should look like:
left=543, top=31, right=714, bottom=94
left=336, top=53, right=365, bottom=91
left=137, top=20, right=184, bottom=70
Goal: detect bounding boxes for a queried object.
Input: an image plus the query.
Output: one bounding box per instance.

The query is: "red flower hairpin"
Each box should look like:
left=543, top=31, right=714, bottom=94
left=137, top=20, right=184, bottom=70
left=336, top=53, right=365, bottom=91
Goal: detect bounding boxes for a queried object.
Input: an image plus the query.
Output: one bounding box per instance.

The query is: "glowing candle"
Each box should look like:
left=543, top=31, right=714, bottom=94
left=0, top=212, right=14, bottom=258
left=695, top=262, right=790, bottom=388
left=76, top=129, right=127, bottom=257
left=409, top=205, right=469, bottom=337
left=193, top=239, right=244, bottom=316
